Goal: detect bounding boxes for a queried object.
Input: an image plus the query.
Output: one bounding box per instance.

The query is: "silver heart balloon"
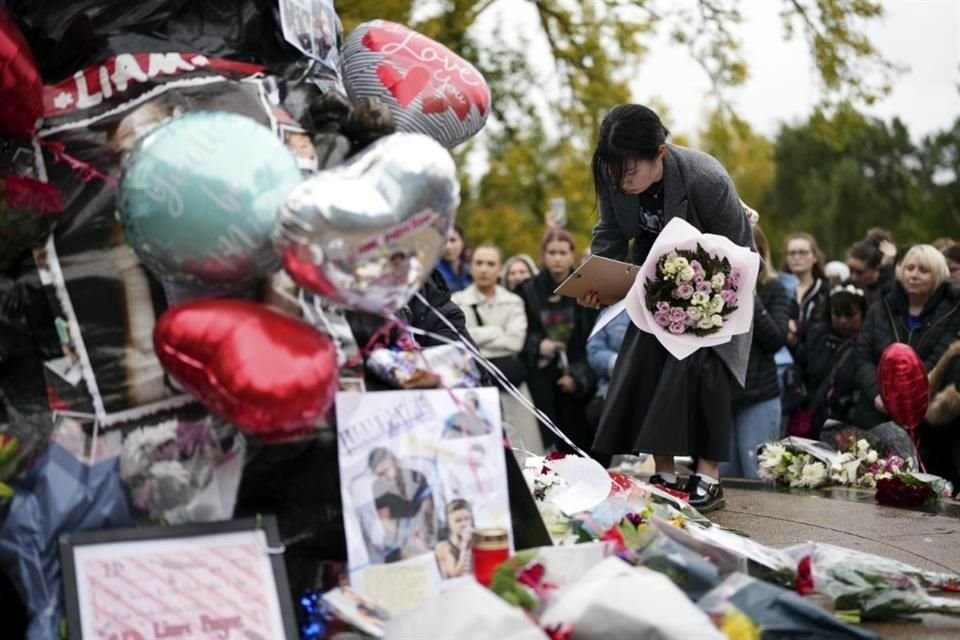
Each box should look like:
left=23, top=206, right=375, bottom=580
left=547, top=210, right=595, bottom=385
left=276, top=132, right=459, bottom=314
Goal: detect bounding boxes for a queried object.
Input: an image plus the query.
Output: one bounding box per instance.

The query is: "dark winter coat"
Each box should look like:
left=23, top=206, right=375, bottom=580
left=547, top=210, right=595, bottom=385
left=788, top=277, right=829, bottom=340
left=590, top=143, right=756, bottom=386
left=851, top=281, right=960, bottom=428
left=405, top=269, right=471, bottom=347
left=796, top=321, right=860, bottom=427
left=518, top=270, right=597, bottom=399
left=927, top=339, right=960, bottom=428
left=735, top=278, right=790, bottom=407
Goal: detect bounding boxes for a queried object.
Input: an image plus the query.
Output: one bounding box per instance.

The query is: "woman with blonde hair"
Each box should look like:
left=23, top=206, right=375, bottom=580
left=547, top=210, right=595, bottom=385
left=501, top=254, right=539, bottom=292
left=721, top=226, right=790, bottom=478
left=851, top=244, right=960, bottom=430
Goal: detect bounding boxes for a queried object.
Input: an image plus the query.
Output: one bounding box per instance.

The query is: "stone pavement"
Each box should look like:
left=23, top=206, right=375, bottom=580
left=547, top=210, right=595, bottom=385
left=712, top=480, right=960, bottom=640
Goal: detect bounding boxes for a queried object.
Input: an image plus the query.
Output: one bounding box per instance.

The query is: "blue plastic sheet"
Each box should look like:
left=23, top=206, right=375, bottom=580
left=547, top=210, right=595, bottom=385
left=0, top=442, right=132, bottom=639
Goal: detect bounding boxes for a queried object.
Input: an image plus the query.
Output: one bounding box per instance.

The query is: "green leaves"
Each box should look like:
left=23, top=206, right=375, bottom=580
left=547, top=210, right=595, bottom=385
left=334, top=1, right=925, bottom=262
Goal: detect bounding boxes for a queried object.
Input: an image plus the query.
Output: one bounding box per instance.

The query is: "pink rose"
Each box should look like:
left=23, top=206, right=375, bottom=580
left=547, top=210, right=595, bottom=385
left=668, top=321, right=686, bottom=334
left=728, top=269, right=742, bottom=286
left=670, top=307, right=687, bottom=323
left=674, top=283, right=694, bottom=299
left=656, top=301, right=670, bottom=313
left=696, top=281, right=713, bottom=294
left=654, top=311, right=671, bottom=327
left=720, top=289, right=738, bottom=304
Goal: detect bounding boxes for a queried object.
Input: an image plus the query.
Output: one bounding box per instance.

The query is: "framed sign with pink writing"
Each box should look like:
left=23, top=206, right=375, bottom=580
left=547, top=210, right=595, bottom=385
left=59, top=517, right=297, bottom=640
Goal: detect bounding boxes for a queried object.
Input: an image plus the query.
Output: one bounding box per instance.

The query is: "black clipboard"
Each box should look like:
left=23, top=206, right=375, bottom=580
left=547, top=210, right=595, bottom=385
left=553, top=255, right=641, bottom=306
left=60, top=516, right=298, bottom=640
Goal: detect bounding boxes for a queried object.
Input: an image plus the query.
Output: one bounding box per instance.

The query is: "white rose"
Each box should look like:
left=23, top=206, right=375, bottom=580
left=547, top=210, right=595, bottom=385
left=678, top=266, right=696, bottom=282
left=674, top=257, right=689, bottom=269
left=711, top=273, right=726, bottom=290
left=856, top=439, right=870, bottom=454
left=710, top=314, right=723, bottom=327
left=691, top=292, right=710, bottom=306
left=866, top=450, right=879, bottom=464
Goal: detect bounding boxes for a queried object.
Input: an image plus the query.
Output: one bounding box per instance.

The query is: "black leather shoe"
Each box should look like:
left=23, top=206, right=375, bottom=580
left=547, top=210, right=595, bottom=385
left=648, top=473, right=684, bottom=491
left=686, top=475, right=725, bottom=513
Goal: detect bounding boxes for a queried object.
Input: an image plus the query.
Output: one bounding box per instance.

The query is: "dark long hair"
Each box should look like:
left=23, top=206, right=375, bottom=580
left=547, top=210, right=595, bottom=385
left=591, top=104, right=669, bottom=198
left=847, top=239, right=884, bottom=270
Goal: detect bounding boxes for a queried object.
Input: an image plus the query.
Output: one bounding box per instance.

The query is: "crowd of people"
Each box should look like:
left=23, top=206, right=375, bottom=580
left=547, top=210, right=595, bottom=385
left=434, top=104, right=960, bottom=513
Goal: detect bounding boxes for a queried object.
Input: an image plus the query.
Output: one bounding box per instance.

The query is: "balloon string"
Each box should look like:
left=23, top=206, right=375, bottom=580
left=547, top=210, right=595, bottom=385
left=299, top=291, right=349, bottom=368
left=410, top=292, right=589, bottom=459
left=291, top=290, right=587, bottom=458
left=42, top=141, right=118, bottom=186
left=911, top=433, right=927, bottom=473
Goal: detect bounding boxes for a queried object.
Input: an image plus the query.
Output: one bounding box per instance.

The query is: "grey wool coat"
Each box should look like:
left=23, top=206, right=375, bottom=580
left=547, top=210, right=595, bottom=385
left=590, top=143, right=756, bottom=387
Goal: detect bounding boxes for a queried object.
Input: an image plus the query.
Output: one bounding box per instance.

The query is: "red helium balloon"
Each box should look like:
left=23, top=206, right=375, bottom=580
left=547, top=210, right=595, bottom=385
left=154, top=300, right=338, bottom=437
left=877, top=343, right=929, bottom=430
left=0, top=9, right=43, bottom=137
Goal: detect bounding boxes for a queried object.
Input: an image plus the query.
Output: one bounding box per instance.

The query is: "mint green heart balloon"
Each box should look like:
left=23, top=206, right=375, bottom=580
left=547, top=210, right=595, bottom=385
left=119, top=111, right=303, bottom=286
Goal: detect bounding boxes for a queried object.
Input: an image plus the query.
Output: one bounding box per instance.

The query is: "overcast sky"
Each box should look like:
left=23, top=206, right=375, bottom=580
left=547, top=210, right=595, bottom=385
left=474, top=0, right=959, bottom=141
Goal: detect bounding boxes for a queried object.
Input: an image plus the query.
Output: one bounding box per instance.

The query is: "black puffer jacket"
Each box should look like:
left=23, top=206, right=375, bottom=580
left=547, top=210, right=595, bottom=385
left=796, top=321, right=860, bottom=428
left=735, top=278, right=790, bottom=407
left=789, top=277, right=829, bottom=344
left=851, top=281, right=960, bottom=427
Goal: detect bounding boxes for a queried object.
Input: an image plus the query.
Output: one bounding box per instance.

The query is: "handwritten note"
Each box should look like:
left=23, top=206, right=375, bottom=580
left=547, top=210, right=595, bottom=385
left=72, top=531, right=287, bottom=640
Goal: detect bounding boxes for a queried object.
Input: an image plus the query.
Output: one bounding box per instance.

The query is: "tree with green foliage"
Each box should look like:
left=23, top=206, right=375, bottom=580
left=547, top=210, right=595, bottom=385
left=762, top=106, right=959, bottom=261
left=336, top=0, right=899, bottom=259
left=697, top=111, right=775, bottom=213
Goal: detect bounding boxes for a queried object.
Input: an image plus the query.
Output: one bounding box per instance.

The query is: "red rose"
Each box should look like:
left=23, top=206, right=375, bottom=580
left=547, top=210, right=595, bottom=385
left=795, top=555, right=814, bottom=595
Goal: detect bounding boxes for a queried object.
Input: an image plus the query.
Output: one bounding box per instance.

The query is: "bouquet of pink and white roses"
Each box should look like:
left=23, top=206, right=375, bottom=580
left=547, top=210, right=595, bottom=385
left=625, top=218, right=759, bottom=360
left=647, top=247, right=743, bottom=336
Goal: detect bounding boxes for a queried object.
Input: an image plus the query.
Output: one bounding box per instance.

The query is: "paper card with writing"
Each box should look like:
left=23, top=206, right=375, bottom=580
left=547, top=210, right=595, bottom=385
left=336, top=388, right=512, bottom=613
left=66, top=529, right=292, bottom=639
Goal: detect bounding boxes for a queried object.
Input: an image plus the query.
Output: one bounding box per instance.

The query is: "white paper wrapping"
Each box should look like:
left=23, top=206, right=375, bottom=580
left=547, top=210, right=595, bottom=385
left=384, top=581, right=548, bottom=640
left=540, top=557, right=724, bottom=640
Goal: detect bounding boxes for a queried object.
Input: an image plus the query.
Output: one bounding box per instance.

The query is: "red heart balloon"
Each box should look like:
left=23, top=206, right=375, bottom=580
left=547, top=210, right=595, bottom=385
left=877, top=343, right=929, bottom=430
left=0, top=9, right=43, bottom=137
left=154, top=300, right=338, bottom=437
left=342, top=20, right=490, bottom=148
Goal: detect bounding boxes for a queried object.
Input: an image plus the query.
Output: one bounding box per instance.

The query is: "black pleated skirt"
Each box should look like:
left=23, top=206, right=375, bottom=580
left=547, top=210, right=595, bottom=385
left=593, top=322, right=733, bottom=461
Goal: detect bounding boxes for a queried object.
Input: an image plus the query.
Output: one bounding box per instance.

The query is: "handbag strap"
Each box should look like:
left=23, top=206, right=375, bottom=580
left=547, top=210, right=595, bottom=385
left=470, top=303, right=484, bottom=327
